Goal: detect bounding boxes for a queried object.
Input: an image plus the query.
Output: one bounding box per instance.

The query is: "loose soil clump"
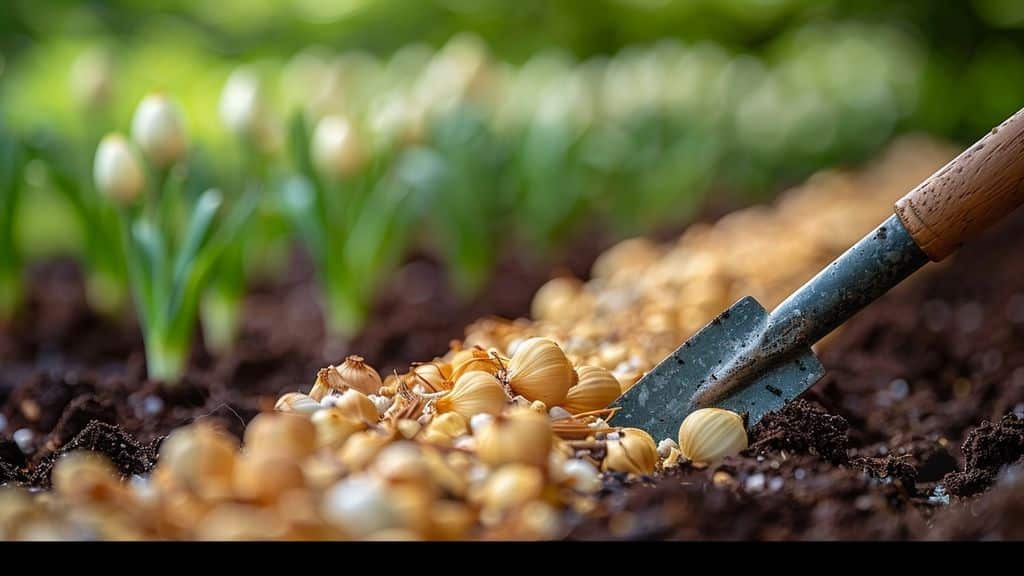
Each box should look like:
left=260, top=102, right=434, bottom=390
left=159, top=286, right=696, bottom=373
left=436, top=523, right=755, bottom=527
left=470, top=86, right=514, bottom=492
left=943, top=414, right=1024, bottom=497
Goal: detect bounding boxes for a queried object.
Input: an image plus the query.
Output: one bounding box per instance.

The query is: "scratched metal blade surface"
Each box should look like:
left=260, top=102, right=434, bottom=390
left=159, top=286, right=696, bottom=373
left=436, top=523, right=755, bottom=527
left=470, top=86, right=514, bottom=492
left=610, top=296, right=825, bottom=441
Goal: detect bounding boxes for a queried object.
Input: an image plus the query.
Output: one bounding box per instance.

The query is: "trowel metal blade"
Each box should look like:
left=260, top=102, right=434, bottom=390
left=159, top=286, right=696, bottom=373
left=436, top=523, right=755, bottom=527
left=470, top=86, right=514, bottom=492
left=609, top=296, right=825, bottom=442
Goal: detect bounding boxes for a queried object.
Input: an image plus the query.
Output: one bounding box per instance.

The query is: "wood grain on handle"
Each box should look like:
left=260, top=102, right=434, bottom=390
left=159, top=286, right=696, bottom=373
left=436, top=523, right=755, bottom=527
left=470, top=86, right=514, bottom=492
left=895, top=107, right=1024, bottom=261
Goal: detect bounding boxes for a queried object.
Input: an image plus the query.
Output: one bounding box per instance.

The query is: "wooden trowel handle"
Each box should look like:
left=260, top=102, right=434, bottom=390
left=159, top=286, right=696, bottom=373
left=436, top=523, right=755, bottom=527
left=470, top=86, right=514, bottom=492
left=895, top=107, right=1024, bottom=261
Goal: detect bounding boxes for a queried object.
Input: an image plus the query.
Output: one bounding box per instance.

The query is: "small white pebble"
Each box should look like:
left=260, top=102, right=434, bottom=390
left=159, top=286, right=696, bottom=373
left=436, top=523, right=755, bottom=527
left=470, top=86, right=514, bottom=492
left=745, top=473, right=766, bottom=492
left=956, top=302, right=984, bottom=333
left=657, top=438, right=679, bottom=458
left=469, top=413, right=494, bottom=434
left=368, top=394, right=392, bottom=416
left=467, top=464, right=490, bottom=484
left=588, top=418, right=609, bottom=429
left=888, top=378, right=909, bottom=400
left=548, top=406, right=572, bottom=420
left=142, top=395, right=164, bottom=415
left=922, top=299, right=950, bottom=332
left=794, top=468, right=806, bottom=480
left=562, top=459, right=602, bottom=494
left=13, top=428, right=34, bottom=453
left=928, top=485, right=950, bottom=506
left=453, top=435, right=475, bottom=451
left=768, top=477, right=784, bottom=492
left=130, top=474, right=157, bottom=502
left=605, top=431, right=621, bottom=442
left=981, top=349, right=1003, bottom=373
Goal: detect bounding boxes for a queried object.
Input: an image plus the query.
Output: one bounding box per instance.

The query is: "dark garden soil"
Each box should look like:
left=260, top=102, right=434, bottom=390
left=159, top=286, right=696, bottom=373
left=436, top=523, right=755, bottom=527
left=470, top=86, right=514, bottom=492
left=568, top=208, right=1024, bottom=540
left=3, top=202, right=1024, bottom=539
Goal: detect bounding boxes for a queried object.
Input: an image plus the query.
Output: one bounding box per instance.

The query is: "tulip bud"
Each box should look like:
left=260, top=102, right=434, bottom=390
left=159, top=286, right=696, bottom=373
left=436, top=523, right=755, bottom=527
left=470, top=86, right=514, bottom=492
left=131, top=93, right=187, bottom=167
left=311, top=115, right=365, bottom=179
left=69, top=48, right=114, bottom=111
left=219, top=67, right=265, bottom=137
left=94, top=134, right=144, bottom=205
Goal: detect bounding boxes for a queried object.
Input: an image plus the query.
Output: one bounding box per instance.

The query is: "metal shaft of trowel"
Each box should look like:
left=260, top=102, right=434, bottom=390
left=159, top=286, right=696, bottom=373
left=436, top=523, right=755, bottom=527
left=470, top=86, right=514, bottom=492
left=690, top=213, right=930, bottom=407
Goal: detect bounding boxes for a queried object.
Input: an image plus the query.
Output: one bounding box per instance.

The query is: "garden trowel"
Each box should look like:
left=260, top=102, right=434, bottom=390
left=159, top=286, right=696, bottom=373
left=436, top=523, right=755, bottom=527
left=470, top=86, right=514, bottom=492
left=612, top=107, right=1024, bottom=442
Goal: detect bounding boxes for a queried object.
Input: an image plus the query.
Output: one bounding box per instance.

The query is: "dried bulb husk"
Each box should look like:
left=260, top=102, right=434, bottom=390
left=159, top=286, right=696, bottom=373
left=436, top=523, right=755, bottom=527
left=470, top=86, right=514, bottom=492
left=510, top=501, right=563, bottom=540
left=591, top=237, right=660, bottom=280
left=387, top=484, right=434, bottom=536
left=561, top=458, right=602, bottom=494
left=332, top=356, right=382, bottom=395
left=311, top=408, right=364, bottom=449
left=232, top=453, right=306, bottom=504
left=437, top=362, right=454, bottom=380
left=434, top=371, right=507, bottom=420
left=449, top=345, right=489, bottom=367
left=52, top=452, right=122, bottom=504
left=531, top=276, right=587, bottom=322
left=310, top=369, right=332, bottom=401
left=602, top=427, right=658, bottom=475
left=332, top=388, right=381, bottom=425
left=475, top=408, right=553, bottom=469
left=381, top=372, right=401, bottom=393
left=323, top=475, right=403, bottom=537
left=196, top=504, right=284, bottom=541
left=425, top=412, right=468, bottom=439
left=409, top=362, right=450, bottom=392
left=677, top=408, right=748, bottom=464
left=449, top=355, right=502, bottom=382
left=421, top=447, right=468, bottom=498
left=244, top=412, right=316, bottom=460
left=429, top=500, right=474, bottom=540
left=506, top=337, right=576, bottom=406
left=396, top=419, right=421, bottom=439
left=301, top=453, right=346, bottom=490
left=370, top=441, right=430, bottom=486
left=338, top=431, right=391, bottom=471
left=275, top=392, right=322, bottom=415
left=157, top=423, right=238, bottom=499
left=561, top=365, right=621, bottom=414
left=473, top=464, right=545, bottom=514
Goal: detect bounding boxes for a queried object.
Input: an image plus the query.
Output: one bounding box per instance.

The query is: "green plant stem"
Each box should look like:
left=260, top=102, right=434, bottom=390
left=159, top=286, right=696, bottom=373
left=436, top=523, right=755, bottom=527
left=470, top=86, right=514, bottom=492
left=0, top=267, right=21, bottom=323
left=144, top=328, right=190, bottom=383
left=85, top=267, right=128, bottom=318
left=201, top=251, right=246, bottom=355
left=325, top=279, right=368, bottom=342
left=201, top=290, right=241, bottom=356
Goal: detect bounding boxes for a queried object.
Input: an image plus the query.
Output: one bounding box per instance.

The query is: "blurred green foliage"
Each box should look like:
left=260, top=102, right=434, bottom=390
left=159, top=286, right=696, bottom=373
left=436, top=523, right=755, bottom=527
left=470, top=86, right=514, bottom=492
left=4, top=1, right=1024, bottom=147
left=2, top=0, right=1024, bottom=352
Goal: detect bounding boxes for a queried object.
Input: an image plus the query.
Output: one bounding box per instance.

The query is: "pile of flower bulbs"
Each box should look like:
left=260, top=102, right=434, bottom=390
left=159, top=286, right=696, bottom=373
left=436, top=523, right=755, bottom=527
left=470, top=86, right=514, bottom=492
left=465, top=136, right=957, bottom=390
left=0, top=137, right=956, bottom=540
